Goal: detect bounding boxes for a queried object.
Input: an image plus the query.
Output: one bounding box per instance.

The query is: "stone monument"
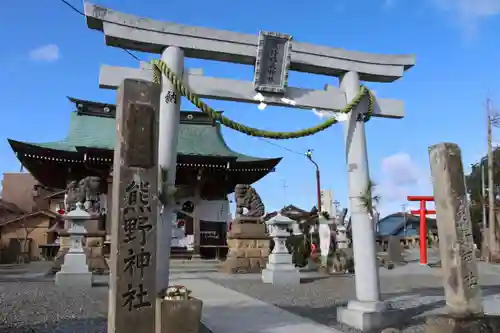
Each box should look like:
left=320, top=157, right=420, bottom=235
left=262, top=213, right=300, bottom=285
left=220, top=184, right=270, bottom=274
left=107, top=79, right=160, bottom=333
left=55, top=202, right=93, bottom=288
left=379, top=236, right=405, bottom=268
left=426, top=143, right=495, bottom=332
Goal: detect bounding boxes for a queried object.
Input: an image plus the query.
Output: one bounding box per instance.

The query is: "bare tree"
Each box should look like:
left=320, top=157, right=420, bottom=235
left=19, top=215, right=34, bottom=263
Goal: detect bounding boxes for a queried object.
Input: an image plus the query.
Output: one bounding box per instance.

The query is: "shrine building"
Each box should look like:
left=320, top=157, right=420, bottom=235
left=7, top=97, right=281, bottom=258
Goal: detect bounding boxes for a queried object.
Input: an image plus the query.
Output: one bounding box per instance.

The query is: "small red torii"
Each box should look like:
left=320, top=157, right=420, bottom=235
left=407, top=196, right=435, bottom=265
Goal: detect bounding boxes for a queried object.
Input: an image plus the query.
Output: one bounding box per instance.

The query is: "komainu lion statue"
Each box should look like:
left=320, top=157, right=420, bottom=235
left=64, top=176, right=102, bottom=212
left=332, top=249, right=355, bottom=274
left=234, top=184, right=265, bottom=218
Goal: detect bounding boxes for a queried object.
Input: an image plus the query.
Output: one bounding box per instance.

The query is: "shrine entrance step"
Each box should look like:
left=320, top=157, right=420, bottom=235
left=170, top=259, right=221, bottom=274
left=171, top=247, right=193, bottom=260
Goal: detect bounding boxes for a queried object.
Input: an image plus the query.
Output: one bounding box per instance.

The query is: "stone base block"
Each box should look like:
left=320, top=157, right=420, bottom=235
left=232, top=216, right=262, bottom=224
left=55, top=272, right=92, bottom=288
left=156, top=297, right=203, bottom=333
left=337, top=301, right=399, bottom=331
left=229, top=223, right=267, bottom=238
left=488, top=252, right=500, bottom=263
left=51, top=247, right=109, bottom=275
left=219, top=257, right=267, bottom=274
left=220, top=238, right=270, bottom=274
left=425, top=314, right=500, bottom=333
left=50, top=248, right=70, bottom=275
left=227, top=238, right=270, bottom=250
left=262, top=268, right=300, bottom=285
left=84, top=247, right=109, bottom=274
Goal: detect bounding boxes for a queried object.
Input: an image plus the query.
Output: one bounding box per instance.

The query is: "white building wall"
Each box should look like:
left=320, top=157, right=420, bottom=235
left=320, top=189, right=334, bottom=216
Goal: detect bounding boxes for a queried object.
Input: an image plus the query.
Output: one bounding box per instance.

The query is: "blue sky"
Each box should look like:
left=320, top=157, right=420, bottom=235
left=1, top=0, right=500, bottom=217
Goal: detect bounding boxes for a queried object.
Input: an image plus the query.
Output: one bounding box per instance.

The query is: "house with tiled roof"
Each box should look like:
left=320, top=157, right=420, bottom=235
left=0, top=173, right=63, bottom=263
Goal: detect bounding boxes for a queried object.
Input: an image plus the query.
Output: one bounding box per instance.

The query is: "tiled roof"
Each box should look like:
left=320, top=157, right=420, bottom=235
left=0, top=209, right=59, bottom=227
left=377, top=212, right=437, bottom=236
left=0, top=199, right=25, bottom=214
left=11, top=111, right=270, bottom=161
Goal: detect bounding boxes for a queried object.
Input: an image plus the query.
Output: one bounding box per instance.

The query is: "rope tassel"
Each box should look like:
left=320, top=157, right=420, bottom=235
left=150, top=59, right=374, bottom=140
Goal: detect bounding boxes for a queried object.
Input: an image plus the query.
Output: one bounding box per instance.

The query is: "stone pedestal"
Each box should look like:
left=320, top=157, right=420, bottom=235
left=337, top=300, right=400, bottom=331
left=50, top=235, right=72, bottom=275
left=261, top=213, right=300, bottom=285
left=156, top=297, right=203, bottom=333
left=219, top=217, right=270, bottom=274
left=85, top=232, right=109, bottom=274
left=55, top=203, right=92, bottom=288
left=426, top=314, right=500, bottom=333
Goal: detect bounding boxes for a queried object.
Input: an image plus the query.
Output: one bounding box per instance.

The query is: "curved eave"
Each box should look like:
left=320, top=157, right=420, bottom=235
left=9, top=139, right=282, bottom=188
left=227, top=157, right=282, bottom=192
left=230, top=157, right=281, bottom=173
left=8, top=139, right=82, bottom=189
left=8, top=139, right=80, bottom=161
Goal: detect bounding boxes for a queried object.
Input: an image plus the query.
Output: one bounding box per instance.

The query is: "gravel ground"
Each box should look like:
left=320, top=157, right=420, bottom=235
left=210, top=264, right=500, bottom=333
left=2, top=257, right=499, bottom=333
left=0, top=281, right=212, bottom=333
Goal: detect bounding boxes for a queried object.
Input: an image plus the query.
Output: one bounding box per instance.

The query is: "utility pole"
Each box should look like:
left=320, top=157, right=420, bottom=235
left=481, top=161, right=487, bottom=232
left=401, top=204, right=408, bottom=236
left=305, top=149, right=322, bottom=212
left=487, top=97, right=499, bottom=257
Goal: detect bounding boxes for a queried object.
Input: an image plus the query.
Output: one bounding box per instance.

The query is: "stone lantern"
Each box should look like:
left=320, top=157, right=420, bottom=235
left=55, top=202, right=92, bottom=288
left=262, top=213, right=300, bottom=285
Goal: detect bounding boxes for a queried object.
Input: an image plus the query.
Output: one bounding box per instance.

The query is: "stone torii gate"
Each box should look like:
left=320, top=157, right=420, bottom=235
left=84, top=3, right=415, bottom=330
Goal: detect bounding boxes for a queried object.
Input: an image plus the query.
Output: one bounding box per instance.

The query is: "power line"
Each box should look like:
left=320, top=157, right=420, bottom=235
left=59, top=0, right=313, bottom=160
left=57, top=0, right=142, bottom=62
left=256, top=138, right=304, bottom=156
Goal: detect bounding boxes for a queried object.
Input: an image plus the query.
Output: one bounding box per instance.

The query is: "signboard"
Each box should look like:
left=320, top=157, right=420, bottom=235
left=200, top=220, right=227, bottom=247
left=253, top=31, right=293, bottom=94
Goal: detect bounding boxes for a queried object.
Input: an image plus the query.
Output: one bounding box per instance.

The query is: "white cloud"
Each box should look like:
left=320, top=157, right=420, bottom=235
left=381, top=152, right=421, bottom=187
left=29, top=44, right=60, bottom=63
left=431, top=0, right=500, bottom=36
left=376, top=152, right=431, bottom=207
left=312, top=109, right=333, bottom=119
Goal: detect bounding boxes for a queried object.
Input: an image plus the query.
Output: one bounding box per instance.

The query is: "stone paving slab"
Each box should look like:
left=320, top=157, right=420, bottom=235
left=173, top=278, right=342, bottom=333
left=211, top=269, right=500, bottom=333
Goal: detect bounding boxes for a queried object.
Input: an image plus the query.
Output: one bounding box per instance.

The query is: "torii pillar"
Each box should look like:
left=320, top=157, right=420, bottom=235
left=336, top=72, right=394, bottom=330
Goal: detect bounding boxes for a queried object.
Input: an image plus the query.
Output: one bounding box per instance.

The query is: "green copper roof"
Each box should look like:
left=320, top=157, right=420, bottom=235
left=13, top=112, right=271, bottom=162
